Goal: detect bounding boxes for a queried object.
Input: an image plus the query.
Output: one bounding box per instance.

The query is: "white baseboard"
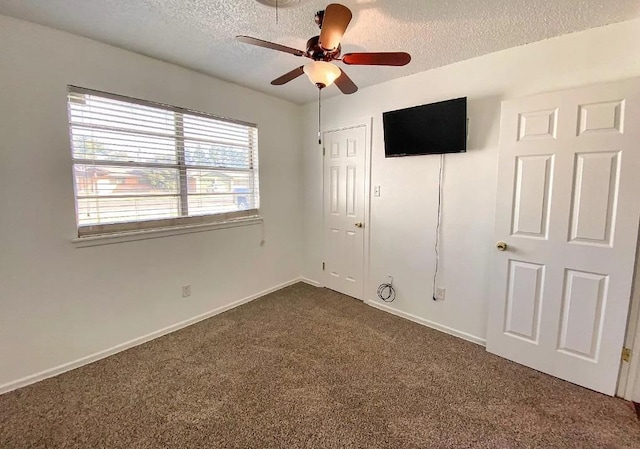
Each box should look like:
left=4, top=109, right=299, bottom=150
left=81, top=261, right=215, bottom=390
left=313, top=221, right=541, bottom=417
left=366, top=299, right=486, bottom=346
left=300, top=277, right=321, bottom=287
left=0, top=278, right=303, bottom=395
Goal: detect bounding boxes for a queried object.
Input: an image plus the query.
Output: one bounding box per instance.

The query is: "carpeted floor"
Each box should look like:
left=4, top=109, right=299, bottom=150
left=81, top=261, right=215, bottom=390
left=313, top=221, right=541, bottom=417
left=1, top=283, right=639, bottom=448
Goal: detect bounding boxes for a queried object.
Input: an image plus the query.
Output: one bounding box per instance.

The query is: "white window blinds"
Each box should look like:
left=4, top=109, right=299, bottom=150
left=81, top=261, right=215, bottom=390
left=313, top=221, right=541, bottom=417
left=67, top=86, right=260, bottom=237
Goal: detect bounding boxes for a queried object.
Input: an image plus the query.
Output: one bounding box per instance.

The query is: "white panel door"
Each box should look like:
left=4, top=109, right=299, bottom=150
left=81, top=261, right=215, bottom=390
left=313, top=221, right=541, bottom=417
left=487, top=78, right=640, bottom=395
left=323, top=125, right=366, bottom=299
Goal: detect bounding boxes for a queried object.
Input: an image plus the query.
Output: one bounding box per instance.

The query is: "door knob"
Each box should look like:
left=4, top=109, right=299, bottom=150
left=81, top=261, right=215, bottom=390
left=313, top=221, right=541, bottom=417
left=355, top=222, right=364, bottom=228
left=496, top=241, right=508, bottom=251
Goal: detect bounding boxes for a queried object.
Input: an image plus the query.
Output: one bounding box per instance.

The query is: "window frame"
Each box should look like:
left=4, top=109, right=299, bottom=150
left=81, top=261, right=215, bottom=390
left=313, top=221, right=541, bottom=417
left=67, top=86, right=260, bottom=238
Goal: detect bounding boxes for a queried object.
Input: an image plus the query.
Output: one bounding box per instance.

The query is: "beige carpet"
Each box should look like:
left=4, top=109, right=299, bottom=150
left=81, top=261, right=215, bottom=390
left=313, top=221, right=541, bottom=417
left=1, top=283, right=639, bottom=448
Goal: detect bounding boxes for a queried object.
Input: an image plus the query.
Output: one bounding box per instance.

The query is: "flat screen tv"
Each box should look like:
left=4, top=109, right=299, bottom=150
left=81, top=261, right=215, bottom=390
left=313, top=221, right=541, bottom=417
left=383, top=97, right=467, bottom=157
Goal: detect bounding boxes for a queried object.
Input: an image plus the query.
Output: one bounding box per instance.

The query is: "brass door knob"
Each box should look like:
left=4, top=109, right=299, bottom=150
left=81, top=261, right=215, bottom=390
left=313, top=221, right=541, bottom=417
left=355, top=222, right=364, bottom=228
left=496, top=241, right=508, bottom=251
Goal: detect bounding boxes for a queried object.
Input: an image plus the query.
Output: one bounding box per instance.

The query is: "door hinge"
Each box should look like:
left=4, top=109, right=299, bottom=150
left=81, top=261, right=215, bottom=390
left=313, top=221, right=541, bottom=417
left=322, top=262, right=325, bottom=271
left=322, top=147, right=325, bottom=156
left=622, top=347, right=631, bottom=363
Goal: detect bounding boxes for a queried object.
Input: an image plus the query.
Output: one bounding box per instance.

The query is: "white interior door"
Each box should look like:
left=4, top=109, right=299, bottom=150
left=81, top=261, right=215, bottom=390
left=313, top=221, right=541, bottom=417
left=487, top=78, right=640, bottom=395
left=323, top=125, right=367, bottom=299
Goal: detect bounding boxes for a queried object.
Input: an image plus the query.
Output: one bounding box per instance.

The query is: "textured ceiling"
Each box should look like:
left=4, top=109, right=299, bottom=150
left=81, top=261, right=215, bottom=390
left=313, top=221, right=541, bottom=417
left=0, top=0, right=638, bottom=104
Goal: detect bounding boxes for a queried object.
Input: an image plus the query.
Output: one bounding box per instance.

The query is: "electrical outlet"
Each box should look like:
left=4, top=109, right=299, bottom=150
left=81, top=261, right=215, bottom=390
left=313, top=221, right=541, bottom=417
left=374, top=185, right=381, bottom=197
left=435, top=287, right=446, bottom=301
left=182, top=284, right=191, bottom=298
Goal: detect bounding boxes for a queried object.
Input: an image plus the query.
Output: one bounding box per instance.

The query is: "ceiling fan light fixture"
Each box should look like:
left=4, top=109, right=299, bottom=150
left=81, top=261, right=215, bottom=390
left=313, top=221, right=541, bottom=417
left=303, top=61, right=341, bottom=88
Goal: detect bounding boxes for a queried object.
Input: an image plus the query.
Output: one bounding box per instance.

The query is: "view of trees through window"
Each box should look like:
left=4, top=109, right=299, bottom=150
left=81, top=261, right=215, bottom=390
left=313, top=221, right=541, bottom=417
left=68, top=88, right=259, bottom=231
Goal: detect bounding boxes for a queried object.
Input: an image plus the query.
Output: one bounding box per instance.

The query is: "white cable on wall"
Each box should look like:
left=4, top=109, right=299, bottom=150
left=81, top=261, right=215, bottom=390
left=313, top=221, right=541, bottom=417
left=432, top=153, right=444, bottom=301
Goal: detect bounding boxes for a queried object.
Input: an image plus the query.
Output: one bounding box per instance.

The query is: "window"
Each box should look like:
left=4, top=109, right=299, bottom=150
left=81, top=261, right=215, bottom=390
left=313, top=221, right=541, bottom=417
left=67, top=86, right=259, bottom=237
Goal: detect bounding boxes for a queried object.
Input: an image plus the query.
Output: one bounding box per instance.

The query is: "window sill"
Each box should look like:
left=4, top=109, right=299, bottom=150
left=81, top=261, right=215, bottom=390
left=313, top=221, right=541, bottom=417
left=72, top=216, right=263, bottom=248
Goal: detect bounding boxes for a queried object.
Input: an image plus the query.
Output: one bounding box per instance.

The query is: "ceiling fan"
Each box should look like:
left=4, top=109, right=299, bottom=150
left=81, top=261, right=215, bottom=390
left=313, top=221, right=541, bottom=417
left=237, top=3, right=411, bottom=95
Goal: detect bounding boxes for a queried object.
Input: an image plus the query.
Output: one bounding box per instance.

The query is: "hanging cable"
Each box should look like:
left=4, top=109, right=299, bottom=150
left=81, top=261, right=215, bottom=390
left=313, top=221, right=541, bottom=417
left=432, top=153, right=444, bottom=301
left=378, top=276, right=396, bottom=302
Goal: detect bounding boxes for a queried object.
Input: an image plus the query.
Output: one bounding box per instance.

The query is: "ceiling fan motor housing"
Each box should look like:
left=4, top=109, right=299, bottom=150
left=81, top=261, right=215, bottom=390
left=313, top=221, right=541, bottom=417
left=305, top=36, right=341, bottom=61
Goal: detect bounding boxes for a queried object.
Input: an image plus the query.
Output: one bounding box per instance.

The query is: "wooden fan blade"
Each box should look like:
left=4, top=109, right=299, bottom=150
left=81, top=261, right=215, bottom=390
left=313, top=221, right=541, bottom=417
left=271, top=66, right=305, bottom=85
left=236, top=35, right=305, bottom=57
left=334, top=69, right=358, bottom=94
left=319, top=4, right=352, bottom=51
left=342, top=52, right=411, bottom=66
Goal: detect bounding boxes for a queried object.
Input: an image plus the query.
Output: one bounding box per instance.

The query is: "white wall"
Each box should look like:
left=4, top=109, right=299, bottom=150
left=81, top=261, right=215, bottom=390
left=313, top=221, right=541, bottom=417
left=0, top=15, right=303, bottom=390
left=302, top=19, right=640, bottom=342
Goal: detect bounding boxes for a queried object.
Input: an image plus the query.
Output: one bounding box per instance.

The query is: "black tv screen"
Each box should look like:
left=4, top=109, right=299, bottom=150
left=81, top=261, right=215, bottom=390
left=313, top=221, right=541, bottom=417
left=383, top=97, right=467, bottom=157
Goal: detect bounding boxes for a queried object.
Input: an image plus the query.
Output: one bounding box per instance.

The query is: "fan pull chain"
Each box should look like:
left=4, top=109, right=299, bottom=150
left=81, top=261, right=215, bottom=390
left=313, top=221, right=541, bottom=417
left=276, top=0, right=278, bottom=24
left=318, top=87, right=322, bottom=145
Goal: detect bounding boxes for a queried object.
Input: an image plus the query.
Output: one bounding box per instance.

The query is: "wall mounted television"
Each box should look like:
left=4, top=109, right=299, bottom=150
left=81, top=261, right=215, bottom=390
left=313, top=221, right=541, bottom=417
left=382, top=97, right=467, bottom=157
